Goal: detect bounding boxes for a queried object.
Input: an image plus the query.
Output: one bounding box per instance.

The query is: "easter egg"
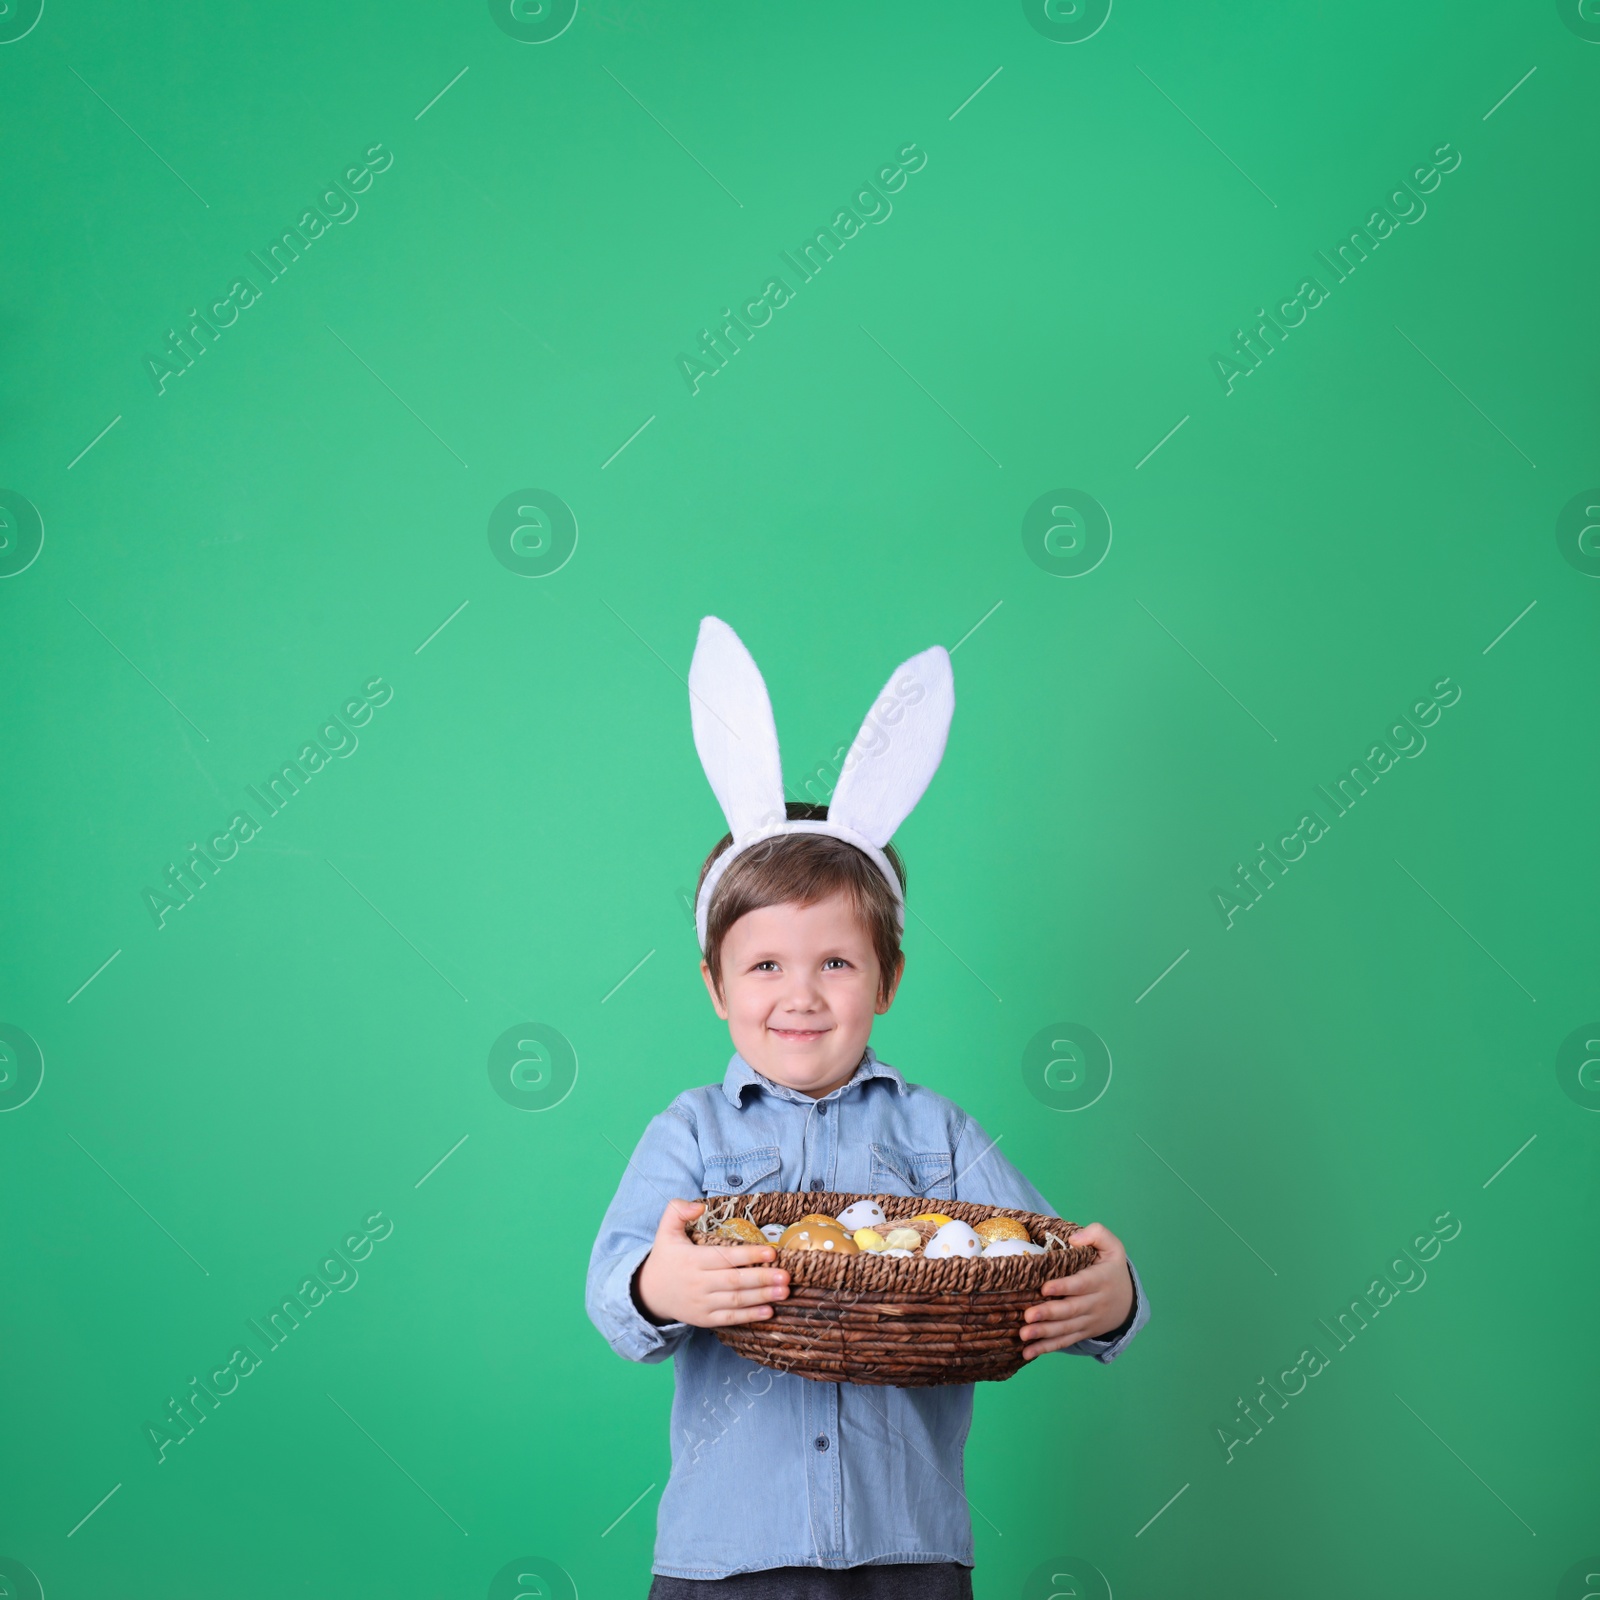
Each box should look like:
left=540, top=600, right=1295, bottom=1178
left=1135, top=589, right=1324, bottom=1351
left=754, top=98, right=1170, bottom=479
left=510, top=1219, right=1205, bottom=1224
left=796, top=1213, right=838, bottom=1227
left=924, top=1220, right=983, bottom=1259
left=777, top=1220, right=860, bottom=1253
left=709, top=1217, right=768, bottom=1247
left=881, top=1248, right=915, bottom=1258
left=881, top=1227, right=922, bottom=1252
left=907, top=1211, right=954, bottom=1228
left=979, top=1238, right=1032, bottom=1258
left=974, top=1216, right=1031, bottom=1244
left=836, top=1200, right=888, bottom=1231
left=853, top=1228, right=888, bottom=1252
left=889, top=1216, right=944, bottom=1249
left=760, top=1223, right=786, bottom=1244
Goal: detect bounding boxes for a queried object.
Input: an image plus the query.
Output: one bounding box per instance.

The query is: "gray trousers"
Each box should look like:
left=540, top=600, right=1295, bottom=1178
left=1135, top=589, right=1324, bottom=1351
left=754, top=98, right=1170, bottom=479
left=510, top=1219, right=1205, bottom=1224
left=648, top=1564, right=974, bottom=1599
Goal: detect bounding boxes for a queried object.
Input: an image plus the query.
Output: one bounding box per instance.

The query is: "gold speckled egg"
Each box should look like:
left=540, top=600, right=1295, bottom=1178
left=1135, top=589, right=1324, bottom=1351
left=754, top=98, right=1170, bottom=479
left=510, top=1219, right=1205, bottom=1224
left=778, top=1220, right=860, bottom=1253
left=709, top=1217, right=770, bottom=1247
left=974, top=1216, right=1031, bottom=1244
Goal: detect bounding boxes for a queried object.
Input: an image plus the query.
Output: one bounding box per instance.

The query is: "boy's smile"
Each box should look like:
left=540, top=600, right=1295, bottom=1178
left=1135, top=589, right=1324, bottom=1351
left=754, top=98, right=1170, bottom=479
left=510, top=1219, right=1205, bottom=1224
left=700, top=890, right=904, bottom=1098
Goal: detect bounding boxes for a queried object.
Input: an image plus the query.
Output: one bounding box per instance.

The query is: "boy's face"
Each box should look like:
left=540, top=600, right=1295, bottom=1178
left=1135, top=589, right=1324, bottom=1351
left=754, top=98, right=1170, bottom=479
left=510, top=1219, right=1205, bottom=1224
left=700, top=890, right=903, bottom=1099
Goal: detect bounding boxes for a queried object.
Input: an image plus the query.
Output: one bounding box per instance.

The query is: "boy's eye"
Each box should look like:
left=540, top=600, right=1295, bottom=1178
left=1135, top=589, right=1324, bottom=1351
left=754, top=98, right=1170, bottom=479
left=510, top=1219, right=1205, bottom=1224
left=822, top=957, right=851, bottom=971
left=753, top=960, right=779, bottom=972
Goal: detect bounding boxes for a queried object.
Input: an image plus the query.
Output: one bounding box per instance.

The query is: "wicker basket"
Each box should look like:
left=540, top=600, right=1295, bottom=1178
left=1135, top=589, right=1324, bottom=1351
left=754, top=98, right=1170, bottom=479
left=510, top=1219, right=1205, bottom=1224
left=691, top=1190, right=1096, bottom=1387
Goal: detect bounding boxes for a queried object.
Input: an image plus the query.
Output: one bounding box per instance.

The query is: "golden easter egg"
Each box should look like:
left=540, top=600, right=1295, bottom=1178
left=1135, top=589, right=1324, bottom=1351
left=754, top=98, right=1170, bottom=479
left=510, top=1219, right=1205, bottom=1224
left=974, top=1216, right=1031, bottom=1244
left=778, top=1221, right=860, bottom=1253
left=709, top=1217, right=770, bottom=1247
left=796, top=1213, right=838, bottom=1226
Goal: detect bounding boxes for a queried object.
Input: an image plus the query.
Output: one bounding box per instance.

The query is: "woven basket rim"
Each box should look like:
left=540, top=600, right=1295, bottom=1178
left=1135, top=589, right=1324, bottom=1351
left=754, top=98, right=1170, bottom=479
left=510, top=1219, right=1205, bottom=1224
left=690, top=1189, right=1092, bottom=1295
left=696, top=1191, right=1098, bottom=1386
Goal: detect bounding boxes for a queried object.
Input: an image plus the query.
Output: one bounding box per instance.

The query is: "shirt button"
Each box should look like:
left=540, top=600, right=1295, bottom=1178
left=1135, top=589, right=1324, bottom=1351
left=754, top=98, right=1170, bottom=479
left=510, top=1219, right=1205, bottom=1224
left=726, top=1175, right=742, bottom=1188
left=809, top=1178, right=824, bottom=1191
left=814, top=1435, right=829, bottom=1452
left=816, top=1103, right=827, bottom=1117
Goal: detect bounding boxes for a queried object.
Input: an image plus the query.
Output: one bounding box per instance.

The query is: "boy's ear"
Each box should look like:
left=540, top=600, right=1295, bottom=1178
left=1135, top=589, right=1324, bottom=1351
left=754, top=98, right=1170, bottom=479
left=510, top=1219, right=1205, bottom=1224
left=700, top=958, right=730, bottom=1019
left=876, top=953, right=906, bottom=1014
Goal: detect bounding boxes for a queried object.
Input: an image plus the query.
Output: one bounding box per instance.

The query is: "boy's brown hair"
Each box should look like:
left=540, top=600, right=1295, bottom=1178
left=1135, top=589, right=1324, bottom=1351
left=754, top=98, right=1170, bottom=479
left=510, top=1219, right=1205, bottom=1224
left=697, top=803, right=905, bottom=1002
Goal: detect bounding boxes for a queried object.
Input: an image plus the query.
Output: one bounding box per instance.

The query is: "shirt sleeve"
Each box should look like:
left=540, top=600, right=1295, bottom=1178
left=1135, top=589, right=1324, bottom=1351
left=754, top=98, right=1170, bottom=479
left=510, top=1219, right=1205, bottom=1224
left=951, top=1109, right=1151, bottom=1365
left=585, top=1103, right=704, bottom=1364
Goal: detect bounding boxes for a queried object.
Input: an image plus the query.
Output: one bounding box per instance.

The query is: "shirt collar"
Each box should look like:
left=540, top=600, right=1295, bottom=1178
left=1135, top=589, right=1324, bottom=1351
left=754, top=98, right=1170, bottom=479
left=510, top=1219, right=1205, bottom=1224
left=720, top=1044, right=908, bottom=1106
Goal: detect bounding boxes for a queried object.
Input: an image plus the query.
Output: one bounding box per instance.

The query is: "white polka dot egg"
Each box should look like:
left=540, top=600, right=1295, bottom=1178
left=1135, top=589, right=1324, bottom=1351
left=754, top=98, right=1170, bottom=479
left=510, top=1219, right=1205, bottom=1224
left=835, top=1200, right=887, bottom=1231
left=923, top=1219, right=983, bottom=1259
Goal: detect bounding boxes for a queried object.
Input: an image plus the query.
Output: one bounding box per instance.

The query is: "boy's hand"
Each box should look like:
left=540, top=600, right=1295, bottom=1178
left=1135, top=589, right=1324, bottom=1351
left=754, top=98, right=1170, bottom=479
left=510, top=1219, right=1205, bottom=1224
left=634, top=1199, right=791, bottom=1329
left=1019, top=1223, right=1134, bottom=1359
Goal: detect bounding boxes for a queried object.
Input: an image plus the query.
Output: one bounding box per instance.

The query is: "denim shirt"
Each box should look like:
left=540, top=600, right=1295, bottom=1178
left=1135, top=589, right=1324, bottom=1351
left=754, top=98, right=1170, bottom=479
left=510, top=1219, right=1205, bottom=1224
left=585, top=1047, right=1151, bottom=1579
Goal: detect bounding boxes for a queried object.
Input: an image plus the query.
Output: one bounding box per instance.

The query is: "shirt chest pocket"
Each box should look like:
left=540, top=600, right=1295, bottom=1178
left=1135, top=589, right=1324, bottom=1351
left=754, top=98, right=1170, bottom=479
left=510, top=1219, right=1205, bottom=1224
left=869, top=1143, right=955, bottom=1201
left=702, top=1145, right=781, bottom=1198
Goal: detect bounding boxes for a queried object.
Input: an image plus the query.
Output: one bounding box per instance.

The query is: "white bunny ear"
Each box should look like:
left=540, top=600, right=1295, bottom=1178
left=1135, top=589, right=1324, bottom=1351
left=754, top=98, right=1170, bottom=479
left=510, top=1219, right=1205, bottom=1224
left=688, top=617, right=787, bottom=838
left=828, top=644, right=954, bottom=847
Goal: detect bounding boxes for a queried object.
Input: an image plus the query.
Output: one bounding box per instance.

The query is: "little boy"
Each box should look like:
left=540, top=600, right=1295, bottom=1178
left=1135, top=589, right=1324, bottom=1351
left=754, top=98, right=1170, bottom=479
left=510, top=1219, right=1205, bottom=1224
left=586, top=622, right=1150, bottom=1596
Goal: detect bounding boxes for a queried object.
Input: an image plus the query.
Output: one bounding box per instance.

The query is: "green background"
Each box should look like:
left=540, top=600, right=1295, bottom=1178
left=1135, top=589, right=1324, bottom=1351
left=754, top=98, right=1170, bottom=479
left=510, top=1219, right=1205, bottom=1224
left=3, top=1, right=1597, bottom=1595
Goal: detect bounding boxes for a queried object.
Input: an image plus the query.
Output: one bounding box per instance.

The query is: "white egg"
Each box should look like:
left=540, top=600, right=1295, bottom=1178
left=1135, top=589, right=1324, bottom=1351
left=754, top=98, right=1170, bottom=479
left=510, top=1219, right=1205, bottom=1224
left=1023, top=1241, right=1047, bottom=1255
left=760, top=1223, right=786, bottom=1244
left=924, top=1219, right=983, bottom=1259
left=881, top=1248, right=915, bottom=1258
left=836, top=1200, right=888, bottom=1231
left=980, top=1238, right=1032, bottom=1257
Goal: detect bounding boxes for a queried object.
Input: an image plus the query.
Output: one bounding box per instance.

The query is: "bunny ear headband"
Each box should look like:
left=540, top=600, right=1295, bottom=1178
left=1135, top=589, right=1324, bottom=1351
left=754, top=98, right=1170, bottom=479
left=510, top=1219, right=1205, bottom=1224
left=688, top=616, right=955, bottom=952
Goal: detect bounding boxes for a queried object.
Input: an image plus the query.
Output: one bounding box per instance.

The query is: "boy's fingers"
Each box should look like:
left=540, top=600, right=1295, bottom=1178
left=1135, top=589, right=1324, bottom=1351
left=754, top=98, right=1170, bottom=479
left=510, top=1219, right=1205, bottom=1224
left=1068, top=1222, right=1121, bottom=1255
left=696, top=1244, right=777, bottom=1269
left=704, top=1267, right=788, bottom=1293
left=1020, top=1313, right=1091, bottom=1340
left=1022, top=1302, right=1092, bottom=1330
left=1023, top=1293, right=1102, bottom=1323
left=1024, top=1292, right=1088, bottom=1318
left=710, top=1283, right=789, bottom=1309
left=1022, top=1337, right=1083, bottom=1355
left=711, top=1304, right=776, bottom=1326
left=1022, top=1332, right=1089, bottom=1358
left=1039, top=1272, right=1098, bottom=1298
left=1020, top=1303, right=1094, bottom=1333
left=657, top=1198, right=705, bottom=1238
